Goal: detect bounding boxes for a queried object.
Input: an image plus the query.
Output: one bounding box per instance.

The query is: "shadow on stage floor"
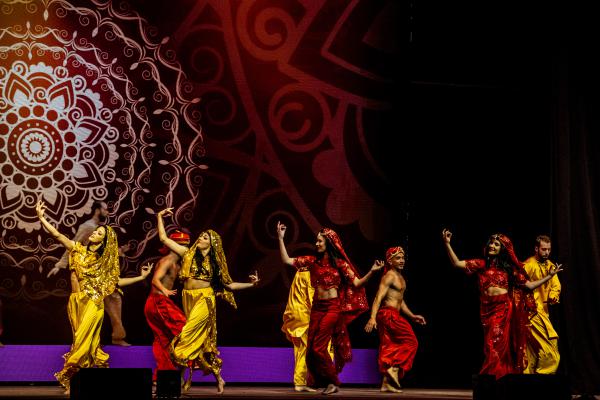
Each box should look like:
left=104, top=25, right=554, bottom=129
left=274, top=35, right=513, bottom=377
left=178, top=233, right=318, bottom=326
left=0, top=384, right=472, bottom=399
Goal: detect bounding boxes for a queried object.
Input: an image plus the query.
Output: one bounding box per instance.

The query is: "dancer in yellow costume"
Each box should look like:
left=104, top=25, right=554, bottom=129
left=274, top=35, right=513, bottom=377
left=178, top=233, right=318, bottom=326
left=523, top=235, right=562, bottom=374
left=282, top=268, right=316, bottom=392
left=156, top=208, right=259, bottom=394
left=36, top=201, right=153, bottom=394
left=281, top=261, right=334, bottom=391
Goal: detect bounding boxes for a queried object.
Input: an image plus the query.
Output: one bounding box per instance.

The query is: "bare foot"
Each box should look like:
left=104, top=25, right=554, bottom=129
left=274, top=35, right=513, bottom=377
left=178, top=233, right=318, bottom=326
left=216, top=375, right=225, bottom=394
left=112, top=339, right=131, bottom=347
left=295, top=385, right=317, bottom=392
left=381, top=376, right=403, bottom=393
left=322, top=384, right=339, bottom=395
left=385, top=366, right=401, bottom=389
left=63, top=388, right=70, bottom=396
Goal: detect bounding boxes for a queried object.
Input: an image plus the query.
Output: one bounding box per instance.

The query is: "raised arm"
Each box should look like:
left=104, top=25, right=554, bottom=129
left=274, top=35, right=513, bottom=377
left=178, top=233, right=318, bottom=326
left=49, top=220, right=98, bottom=277
left=400, top=300, right=427, bottom=325
left=277, top=221, right=295, bottom=266
left=36, top=200, right=75, bottom=250
left=352, top=260, right=384, bottom=287
left=442, top=229, right=466, bottom=269
left=525, top=264, right=563, bottom=290
left=364, top=271, right=392, bottom=332
left=225, top=270, right=260, bottom=291
left=157, top=208, right=188, bottom=257
left=119, top=263, right=153, bottom=287
left=152, top=258, right=177, bottom=296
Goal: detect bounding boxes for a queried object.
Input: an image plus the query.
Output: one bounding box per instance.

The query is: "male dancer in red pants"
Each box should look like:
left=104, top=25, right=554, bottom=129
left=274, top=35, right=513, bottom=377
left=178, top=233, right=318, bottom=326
left=365, top=246, right=426, bottom=392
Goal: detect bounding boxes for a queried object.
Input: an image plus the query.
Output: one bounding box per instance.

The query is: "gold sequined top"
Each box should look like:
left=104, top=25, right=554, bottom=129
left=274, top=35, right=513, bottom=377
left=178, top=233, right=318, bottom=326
left=189, top=254, right=213, bottom=281
left=69, top=225, right=120, bottom=305
left=179, top=229, right=237, bottom=308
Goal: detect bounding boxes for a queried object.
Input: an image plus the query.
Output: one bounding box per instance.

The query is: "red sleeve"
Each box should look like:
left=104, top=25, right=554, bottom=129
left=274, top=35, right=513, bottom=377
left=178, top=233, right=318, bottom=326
left=514, top=269, right=529, bottom=285
left=293, top=255, right=315, bottom=271
left=465, top=259, right=485, bottom=275
left=338, top=260, right=357, bottom=282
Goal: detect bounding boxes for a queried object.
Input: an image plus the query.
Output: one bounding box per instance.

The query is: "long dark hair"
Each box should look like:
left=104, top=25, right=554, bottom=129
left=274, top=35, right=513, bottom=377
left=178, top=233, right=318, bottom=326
left=316, top=230, right=345, bottom=268
left=193, top=246, right=224, bottom=291
left=485, top=236, right=517, bottom=288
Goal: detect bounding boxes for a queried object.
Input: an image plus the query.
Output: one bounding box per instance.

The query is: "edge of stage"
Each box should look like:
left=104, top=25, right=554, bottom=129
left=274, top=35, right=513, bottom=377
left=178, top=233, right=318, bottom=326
left=0, top=345, right=474, bottom=399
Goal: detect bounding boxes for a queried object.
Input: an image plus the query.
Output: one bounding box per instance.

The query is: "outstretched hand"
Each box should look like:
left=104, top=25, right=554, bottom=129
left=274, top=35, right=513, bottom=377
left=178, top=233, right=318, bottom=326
left=442, top=228, right=452, bottom=243
left=549, top=263, right=563, bottom=276
left=276, top=221, right=287, bottom=240
left=157, top=208, right=173, bottom=218
left=412, top=315, right=427, bottom=325
left=140, top=263, right=154, bottom=278
left=47, top=266, right=61, bottom=278
left=370, top=260, right=385, bottom=272
left=249, top=270, right=260, bottom=286
left=36, top=200, right=46, bottom=219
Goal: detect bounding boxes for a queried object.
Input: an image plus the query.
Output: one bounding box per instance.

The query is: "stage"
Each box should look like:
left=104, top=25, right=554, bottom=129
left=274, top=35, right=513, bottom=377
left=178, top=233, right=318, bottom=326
left=0, top=345, right=473, bottom=399
left=0, top=385, right=473, bottom=399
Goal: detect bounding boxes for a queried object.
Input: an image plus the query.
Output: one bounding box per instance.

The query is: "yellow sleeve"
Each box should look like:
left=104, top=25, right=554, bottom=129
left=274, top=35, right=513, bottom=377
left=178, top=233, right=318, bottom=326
left=548, top=274, right=561, bottom=302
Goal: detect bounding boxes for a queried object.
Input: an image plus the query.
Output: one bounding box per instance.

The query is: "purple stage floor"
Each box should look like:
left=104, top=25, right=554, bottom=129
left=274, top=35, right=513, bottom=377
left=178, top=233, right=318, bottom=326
left=0, top=345, right=379, bottom=384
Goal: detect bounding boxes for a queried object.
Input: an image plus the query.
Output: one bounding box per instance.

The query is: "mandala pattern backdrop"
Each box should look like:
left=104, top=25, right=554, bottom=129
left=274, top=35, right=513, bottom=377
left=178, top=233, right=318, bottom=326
left=0, top=0, right=403, bottom=344
left=0, top=0, right=204, bottom=302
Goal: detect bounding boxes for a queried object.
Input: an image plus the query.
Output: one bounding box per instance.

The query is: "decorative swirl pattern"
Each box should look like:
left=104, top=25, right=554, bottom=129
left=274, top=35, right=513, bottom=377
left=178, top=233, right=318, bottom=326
left=0, top=0, right=203, bottom=302
left=0, top=0, right=403, bottom=346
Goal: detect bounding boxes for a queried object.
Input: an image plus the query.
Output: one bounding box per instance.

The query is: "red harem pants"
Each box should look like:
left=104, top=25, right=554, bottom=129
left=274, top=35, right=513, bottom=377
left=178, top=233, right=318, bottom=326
left=307, top=297, right=341, bottom=387
left=144, top=293, right=187, bottom=380
left=376, top=306, right=418, bottom=378
left=479, top=293, right=518, bottom=379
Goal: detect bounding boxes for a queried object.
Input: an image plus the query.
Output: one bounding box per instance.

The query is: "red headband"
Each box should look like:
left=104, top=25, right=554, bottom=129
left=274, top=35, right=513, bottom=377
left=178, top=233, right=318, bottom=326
left=159, top=230, right=190, bottom=254
left=386, top=246, right=405, bottom=264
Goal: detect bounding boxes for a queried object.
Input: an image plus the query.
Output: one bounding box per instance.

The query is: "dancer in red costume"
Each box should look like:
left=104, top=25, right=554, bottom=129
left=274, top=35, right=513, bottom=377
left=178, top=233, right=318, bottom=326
left=365, top=246, right=425, bottom=392
left=277, top=221, right=383, bottom=395
left=442, top=229, right=562, bottom=379
left=144, top=230, right=190, bottom=382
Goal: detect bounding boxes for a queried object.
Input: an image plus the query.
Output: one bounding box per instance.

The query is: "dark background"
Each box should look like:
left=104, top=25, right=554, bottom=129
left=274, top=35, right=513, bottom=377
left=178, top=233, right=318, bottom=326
left=1, top=0, right=598, bottom=395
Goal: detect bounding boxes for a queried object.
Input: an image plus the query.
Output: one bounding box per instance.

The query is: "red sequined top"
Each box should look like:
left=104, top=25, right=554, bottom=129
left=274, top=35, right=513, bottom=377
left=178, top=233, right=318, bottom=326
left=465, top=259, right=528, bottom=293
left=294, top=255, right=355, bottom=290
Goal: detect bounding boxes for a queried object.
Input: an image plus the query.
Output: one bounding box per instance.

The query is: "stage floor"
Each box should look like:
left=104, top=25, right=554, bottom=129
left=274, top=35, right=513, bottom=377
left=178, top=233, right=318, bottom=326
left=0, top=385, right=473, bottom=399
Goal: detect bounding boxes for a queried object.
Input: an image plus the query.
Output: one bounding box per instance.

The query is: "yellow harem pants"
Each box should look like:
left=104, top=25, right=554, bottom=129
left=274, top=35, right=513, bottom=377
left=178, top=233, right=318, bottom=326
left=170, top=287, right=221, bottom=376
left=282, top=270, right=313, bottom=386
left=525, top=312, right=560, bottom=374
left=55, top=292, right=109, bottom=388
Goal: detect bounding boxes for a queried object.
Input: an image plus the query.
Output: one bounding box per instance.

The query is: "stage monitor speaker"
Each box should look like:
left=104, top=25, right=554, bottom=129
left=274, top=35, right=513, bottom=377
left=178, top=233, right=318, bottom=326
left=70, top=367, right=152, bottom=400
left=473, top=374, right=570, bottom=400
left=156, top=370, right=181, bottom=399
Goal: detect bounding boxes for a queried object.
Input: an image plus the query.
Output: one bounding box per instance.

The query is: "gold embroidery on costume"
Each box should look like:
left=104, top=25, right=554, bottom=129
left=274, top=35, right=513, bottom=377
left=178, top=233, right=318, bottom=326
left=169, top=288, right=222, bottom=375
left=179, top=229, right=236, bottom=308
left=69, top=226, right=120, bottom=305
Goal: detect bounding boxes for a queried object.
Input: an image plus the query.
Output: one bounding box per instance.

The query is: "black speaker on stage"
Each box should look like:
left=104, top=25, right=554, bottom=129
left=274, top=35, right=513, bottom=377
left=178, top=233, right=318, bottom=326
left=156, top=370, right=181, bottom=399
left=473, top=374, right=499, bottom=400
left=473, top=374, right=570, bottom=400
left=70, top=368, right=152, bottom=400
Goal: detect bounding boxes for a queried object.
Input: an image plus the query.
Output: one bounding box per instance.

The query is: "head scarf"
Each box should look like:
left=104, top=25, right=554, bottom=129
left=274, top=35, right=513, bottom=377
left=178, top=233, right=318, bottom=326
left=485, top=233, right=523, bottom=268
left=180, top=229, right=236, bottom=308
left=77, top=225, right=120, bottom=305
left=159, top=230, right=191, bottom=255
left=484, top=232, right=535, bottom=373
left=319, top=228, right=369, bottom=372
left=385, top=246, right=405, bottom=273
